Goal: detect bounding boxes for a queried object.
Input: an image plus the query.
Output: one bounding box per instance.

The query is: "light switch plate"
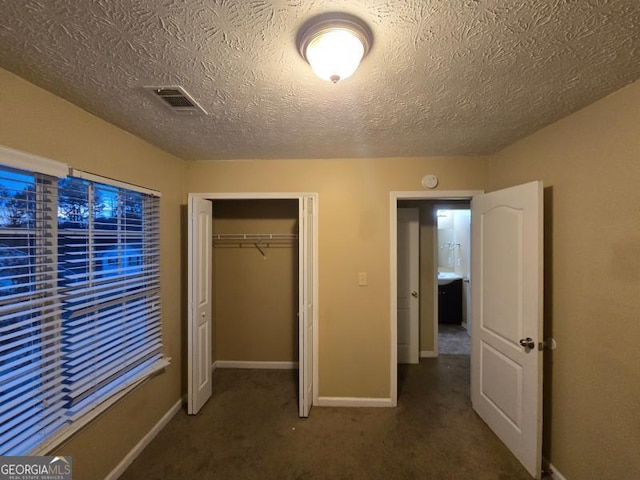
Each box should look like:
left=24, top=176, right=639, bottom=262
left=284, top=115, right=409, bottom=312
left=358, top=272, right=368, bottom=286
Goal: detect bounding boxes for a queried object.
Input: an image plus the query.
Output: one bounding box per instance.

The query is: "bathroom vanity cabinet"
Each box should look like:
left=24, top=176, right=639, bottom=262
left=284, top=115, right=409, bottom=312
left=438, top=278, right=463, bottom=325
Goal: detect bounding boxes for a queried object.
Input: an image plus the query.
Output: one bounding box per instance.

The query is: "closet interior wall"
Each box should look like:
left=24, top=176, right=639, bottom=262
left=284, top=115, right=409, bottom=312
left=211, top=199, right=299, bottom=363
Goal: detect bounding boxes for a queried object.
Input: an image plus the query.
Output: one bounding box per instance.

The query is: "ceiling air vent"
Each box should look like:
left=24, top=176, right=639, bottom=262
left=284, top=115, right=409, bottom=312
left=145, top=86, right=207, bottom=115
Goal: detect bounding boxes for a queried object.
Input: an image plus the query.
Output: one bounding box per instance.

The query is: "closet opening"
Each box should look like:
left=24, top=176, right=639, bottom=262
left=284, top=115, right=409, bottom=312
left=187, top=193, right=317, bottom=418
left=211, top=199, right=299, bottom=372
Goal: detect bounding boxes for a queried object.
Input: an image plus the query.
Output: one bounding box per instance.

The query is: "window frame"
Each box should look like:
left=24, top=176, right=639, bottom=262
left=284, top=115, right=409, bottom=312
left=0, top=148, right=168, bottom=456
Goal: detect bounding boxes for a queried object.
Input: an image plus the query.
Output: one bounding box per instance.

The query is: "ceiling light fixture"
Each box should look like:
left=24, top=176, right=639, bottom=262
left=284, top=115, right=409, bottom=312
left=298, top=13, right=373, bottom=84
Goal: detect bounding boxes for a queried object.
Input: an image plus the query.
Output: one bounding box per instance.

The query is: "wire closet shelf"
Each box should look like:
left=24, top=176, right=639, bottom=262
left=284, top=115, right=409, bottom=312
left=212, top=233, right=298, bottom=257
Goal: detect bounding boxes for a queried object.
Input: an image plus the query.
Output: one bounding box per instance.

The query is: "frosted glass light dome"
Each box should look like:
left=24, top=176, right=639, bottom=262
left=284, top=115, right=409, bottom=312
left=298, top=15, right=372, bottom=84
left=305, top=29, right=365, bottom=83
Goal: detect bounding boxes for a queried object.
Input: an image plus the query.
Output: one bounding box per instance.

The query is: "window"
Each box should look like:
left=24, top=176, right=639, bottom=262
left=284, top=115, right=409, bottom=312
left=0, top=168, right=64, bottom=455
left=0, top=152, right=165, bottom=456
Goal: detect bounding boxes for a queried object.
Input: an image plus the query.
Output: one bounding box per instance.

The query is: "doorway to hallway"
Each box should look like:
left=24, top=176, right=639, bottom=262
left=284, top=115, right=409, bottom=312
left=435, top=207, right=471, bottom=356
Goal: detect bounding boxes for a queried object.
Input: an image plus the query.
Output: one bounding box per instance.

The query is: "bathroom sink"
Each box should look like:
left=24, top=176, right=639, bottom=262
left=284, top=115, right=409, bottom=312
left=438, top=272, right=462, bottom=286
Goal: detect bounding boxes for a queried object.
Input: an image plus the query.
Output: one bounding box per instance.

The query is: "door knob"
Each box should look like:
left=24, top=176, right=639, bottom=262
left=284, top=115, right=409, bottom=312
left=519, top=337, right=535, bottom=351
left=411, top=291, right=419, bottom=298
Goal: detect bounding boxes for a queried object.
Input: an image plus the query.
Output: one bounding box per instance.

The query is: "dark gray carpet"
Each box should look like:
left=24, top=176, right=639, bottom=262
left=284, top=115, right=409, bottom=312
left=121, top=358, right=533, bottom=480
left=439, top=324, right=471, bottom=355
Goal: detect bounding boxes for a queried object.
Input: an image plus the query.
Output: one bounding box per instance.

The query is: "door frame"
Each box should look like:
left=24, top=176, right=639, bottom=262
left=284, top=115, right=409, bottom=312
left=188, top=192, right=320, bottom=407
left=389, top=190, right=482, bottom=406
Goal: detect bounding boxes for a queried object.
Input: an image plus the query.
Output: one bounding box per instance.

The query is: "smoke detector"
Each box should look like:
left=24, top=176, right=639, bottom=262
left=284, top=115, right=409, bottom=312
left=144, top=86, right=207, bottom=114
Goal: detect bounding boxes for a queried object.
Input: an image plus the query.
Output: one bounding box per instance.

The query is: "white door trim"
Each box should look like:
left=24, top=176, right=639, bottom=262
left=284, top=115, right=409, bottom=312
left=389, top=190, right=483, bottom=406
left=189, top=192, right=319, bottom=407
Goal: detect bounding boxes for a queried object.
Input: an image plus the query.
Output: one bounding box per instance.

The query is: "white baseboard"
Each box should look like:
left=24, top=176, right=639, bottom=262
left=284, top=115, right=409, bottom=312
left=420, top=350, right=437, bottom=358
left=543, top=459, right=568, bottom=480
left=316, top=396, right=393, bottom=408
left=105, top=398, right=182, bottom=480
left=214, top=360, right=299, bottom=370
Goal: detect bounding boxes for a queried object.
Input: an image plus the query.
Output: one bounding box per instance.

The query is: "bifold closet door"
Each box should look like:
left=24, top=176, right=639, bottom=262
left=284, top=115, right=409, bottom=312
left=188, top=196, right=213, bottom=415
left=298, top=196, right=314, bottom=418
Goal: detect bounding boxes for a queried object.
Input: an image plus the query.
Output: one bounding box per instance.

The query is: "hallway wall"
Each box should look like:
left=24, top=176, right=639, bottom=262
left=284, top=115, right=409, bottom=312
left=489, top=79, right=640, bottom=479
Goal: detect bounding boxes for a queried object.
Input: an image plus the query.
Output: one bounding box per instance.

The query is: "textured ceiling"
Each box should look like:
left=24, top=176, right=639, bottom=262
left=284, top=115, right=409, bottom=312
left=0, top=0, right=638, bottom=160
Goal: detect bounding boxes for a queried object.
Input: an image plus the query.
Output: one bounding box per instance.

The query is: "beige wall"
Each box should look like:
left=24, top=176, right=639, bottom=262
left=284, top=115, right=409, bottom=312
left=212, top=199, right=298, bottom=362
left=186, top=157, right=489, bottom=397
left=0, top=68, right=185, bottom=480
left=419, top=205, right=437, bottom=353
left=489, top=79, right=640, bottom=479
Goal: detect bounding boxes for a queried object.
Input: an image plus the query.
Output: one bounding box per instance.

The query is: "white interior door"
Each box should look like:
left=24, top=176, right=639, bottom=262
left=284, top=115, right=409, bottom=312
left=298, top=196, right=314, bottom=417
left=188, top=196, right=213, bottom=415
left=397, top=208, right=420, bottom=364
left=471, top=181, right=543, bottom=478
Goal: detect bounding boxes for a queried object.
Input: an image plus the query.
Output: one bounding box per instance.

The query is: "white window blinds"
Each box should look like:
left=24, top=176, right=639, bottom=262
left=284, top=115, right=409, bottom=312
left=0, top=168, right=65, bottom=455
left=0, top=158, right=165, bottom=456
left=57, top=177, right=162, bottom=420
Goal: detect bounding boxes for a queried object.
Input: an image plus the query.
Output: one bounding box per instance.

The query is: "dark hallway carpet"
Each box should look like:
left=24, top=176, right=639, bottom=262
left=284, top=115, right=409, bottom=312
left=439, top=324, right=471, bottom=355
left=120, top=358, right=533, bottom=480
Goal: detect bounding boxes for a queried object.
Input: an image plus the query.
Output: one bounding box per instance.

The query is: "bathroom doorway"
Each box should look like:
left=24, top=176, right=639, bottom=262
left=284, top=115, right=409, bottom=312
left=436, top=207, right=471, bottom=355
left=394, top=199, right=471, bottom=361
